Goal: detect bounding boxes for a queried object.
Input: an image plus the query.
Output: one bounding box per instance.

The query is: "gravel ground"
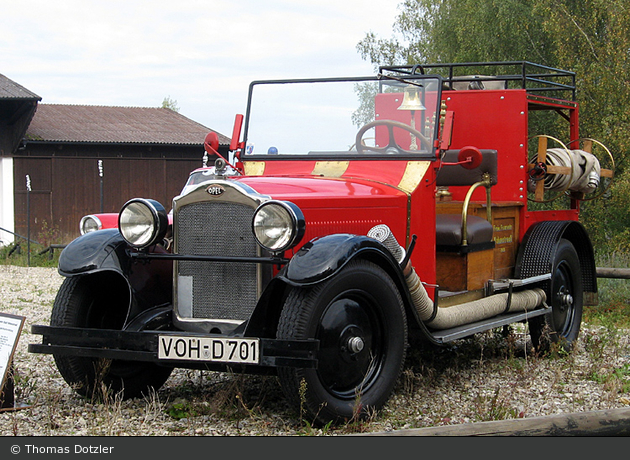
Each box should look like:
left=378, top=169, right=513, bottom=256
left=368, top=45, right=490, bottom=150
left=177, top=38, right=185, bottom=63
left=1, top=265, right=629, bottom=436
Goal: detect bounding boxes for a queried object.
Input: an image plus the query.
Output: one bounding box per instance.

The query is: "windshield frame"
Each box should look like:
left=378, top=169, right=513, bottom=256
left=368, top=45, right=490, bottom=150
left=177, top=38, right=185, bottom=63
left=241, top=74, right=443, bottom=161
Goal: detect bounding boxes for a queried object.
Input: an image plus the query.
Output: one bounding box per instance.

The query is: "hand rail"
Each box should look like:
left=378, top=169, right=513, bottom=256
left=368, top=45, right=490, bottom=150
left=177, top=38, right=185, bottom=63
left=460, top=172, right=493, bottom=246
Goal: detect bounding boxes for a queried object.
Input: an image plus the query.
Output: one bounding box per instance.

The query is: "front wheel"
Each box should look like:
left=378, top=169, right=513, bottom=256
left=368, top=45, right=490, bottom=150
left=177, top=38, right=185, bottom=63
left=277, top=259, right=407, bottom=426
left=529, top=239, right=583, bottom=353
left=51, top=274, right=173, bottom=400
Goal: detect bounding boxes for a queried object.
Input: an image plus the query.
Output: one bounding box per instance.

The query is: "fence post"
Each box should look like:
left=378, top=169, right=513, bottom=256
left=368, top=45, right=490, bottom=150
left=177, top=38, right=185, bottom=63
left=25, top=175, right=31, bottom=267
left=99, top=160, right=104, bottom=213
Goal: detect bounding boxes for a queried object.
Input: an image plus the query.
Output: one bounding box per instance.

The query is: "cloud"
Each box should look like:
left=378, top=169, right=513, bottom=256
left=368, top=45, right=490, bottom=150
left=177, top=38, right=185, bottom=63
left=1, top=0, right=400, bottom=134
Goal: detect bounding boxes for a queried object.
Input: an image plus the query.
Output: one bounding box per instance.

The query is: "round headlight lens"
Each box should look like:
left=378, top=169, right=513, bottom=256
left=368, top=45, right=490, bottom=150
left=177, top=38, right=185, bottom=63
left=252, top=201, right=305, bottom=253
left=119, top=199, right=168, bottom=248
left=80, top=215, right=102, bottom=235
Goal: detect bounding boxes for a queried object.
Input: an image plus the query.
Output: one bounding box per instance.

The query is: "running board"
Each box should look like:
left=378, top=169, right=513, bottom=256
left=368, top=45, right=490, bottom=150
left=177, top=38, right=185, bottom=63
left=429, top=305, right=551, bottom=344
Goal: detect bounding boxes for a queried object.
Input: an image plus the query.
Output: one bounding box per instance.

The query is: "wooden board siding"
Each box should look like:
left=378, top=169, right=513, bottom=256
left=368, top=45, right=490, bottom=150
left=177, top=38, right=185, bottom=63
left=13, top=156, right=202, bottom=244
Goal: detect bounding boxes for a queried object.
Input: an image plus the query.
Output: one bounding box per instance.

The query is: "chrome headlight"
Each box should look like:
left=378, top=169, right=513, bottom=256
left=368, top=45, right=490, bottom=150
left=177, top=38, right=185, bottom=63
left=119, top=198, right=168, bottom=248
left=252, top=201, right=305, bottom=253
left=80, top=215, right=102, bottom=235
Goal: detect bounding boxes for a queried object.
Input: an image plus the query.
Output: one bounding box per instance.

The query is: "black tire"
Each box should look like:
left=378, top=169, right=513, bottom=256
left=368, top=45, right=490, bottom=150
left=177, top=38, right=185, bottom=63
left=51, top=275, right=173, bottom=400
left=277, top=259, right=407, bottom=426
left=529, top=238, right=583, bottom=353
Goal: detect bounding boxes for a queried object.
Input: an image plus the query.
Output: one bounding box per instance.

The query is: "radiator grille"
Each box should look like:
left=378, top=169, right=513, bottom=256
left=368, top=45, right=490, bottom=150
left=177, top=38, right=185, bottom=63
left=175, top=201, right=259, bottom=320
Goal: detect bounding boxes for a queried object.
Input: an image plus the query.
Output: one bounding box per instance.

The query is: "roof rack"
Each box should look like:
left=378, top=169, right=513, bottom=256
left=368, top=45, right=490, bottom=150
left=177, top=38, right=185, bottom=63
left=379, top=61, right=576, bottom=101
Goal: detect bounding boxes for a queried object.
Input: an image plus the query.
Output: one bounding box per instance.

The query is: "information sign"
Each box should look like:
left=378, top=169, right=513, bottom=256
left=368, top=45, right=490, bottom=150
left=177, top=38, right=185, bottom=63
left=0, top=312, right=25, bottom=409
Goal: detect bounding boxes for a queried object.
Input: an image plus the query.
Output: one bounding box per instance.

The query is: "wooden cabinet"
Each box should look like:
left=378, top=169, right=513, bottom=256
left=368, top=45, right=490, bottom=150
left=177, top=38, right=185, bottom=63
left=435, top=201, right=522, bottom=292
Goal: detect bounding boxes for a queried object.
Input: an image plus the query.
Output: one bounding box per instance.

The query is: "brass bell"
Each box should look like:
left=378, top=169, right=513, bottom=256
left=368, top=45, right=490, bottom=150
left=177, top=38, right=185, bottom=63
left=397, top=85, right=426, bottom=111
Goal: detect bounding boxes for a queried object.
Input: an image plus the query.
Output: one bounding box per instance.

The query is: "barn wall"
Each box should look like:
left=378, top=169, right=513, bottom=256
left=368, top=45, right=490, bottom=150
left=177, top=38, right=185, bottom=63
left=13, top=143, right=212, bottom=244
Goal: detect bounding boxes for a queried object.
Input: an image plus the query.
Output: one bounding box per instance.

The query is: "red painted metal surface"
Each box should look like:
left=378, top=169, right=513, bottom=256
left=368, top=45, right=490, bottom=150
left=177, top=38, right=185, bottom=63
left=237, top=165, right=413, bottom=252
left=94, top=213, right=119, bottom=230
left=231, top=83, right=584, bottom=290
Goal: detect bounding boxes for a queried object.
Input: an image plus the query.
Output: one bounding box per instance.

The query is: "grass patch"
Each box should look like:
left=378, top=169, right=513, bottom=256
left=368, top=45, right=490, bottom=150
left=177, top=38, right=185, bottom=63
left=589, top=363, right=630, bottom=394
left=0, top=241, right=61, bottom=268
left=585, top=252, right=630, bottom=329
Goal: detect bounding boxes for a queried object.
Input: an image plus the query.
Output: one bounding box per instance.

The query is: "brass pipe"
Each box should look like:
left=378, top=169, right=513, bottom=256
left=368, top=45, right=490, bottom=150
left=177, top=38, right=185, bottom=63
left=461, top=172, right=493, bottom=246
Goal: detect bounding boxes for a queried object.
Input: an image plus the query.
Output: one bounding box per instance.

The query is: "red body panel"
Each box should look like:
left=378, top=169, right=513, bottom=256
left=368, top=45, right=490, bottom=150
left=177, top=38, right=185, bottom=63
left=237, top=166, right=413, bottom=259
left=374, top=87, right=582, bottom=246
left=440, top=90, right=529, bottom=204
left=95, top=213, right=120, bottom=230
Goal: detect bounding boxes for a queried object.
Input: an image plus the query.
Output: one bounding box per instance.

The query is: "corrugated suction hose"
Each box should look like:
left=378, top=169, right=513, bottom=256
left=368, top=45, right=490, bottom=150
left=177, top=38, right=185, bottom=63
left=368, top=224, right=404, bottom=263
left=368, top=225, right=547, bottom=330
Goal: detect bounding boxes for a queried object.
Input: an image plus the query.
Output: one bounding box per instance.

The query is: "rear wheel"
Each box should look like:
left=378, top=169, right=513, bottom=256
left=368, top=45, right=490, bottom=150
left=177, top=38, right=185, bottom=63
left=51, top=274, right=173, bottom=400
left=529, top=239, right=583, bottom=353
left=277, top=259, right=407, bottom=426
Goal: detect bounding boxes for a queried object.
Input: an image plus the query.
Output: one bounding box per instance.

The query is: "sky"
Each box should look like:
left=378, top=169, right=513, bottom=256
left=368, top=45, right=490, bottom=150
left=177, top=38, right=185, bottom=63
left=1, top=0, right=402, bottom=137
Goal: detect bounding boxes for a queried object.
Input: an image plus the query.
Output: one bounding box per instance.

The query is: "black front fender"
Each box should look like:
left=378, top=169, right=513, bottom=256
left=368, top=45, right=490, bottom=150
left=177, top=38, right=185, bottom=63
left=58, top=228, right=131, bottom=276
left=256, top=232, right=439, bottom=345
left=246, top=234, right=403, bottom=338
left=58, top=229, right=174, bottom=322
left=278, top=233, right=400, bottom=286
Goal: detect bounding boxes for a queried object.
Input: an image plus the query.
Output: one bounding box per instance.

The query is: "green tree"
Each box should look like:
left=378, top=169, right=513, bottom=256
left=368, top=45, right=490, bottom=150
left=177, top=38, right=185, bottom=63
left=357, top=0, right=630, bottom=252
left=535, top=1, right=630, bottom=252
left=357, top=0, right=553, bottom=67
left=161, top=96, right=180, bottom=112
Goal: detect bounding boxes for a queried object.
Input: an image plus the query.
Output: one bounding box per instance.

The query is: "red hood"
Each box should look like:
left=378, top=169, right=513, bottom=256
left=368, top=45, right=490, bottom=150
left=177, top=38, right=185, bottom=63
left=235, top=175, right=406, bottom=204
left=234, top=175, right=409, bottom=245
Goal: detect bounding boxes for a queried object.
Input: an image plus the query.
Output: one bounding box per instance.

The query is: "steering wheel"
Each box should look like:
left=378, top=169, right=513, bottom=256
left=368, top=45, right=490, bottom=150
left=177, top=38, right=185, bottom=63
left=355, top=120, right=431, bottom=154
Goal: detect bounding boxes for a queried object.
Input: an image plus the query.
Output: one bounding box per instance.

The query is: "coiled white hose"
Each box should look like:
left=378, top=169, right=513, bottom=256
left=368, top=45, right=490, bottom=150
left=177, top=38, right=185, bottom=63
left=368, top=224, right=405, bottom=263
left=528, top=148, right=601, bottom=194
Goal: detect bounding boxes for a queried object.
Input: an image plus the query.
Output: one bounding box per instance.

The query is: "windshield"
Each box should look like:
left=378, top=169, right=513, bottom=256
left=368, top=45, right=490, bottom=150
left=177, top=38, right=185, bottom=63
left=243, top=75, right=442, bottom=159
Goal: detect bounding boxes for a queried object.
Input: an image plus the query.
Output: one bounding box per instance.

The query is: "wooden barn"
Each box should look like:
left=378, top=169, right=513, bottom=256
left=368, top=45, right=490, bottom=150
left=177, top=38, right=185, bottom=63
left=0, top=74, right=229, bottom=245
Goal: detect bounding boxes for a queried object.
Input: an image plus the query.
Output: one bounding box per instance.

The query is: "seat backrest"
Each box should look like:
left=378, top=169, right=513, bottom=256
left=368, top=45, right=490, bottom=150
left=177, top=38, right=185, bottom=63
left=436, top=149, right=498, bottom=187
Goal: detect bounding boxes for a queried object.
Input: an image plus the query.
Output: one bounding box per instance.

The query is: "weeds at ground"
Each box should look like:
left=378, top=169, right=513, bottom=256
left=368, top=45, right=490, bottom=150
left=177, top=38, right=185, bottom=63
left=142, top=388, right=165, bottom=425
left=12, top=363, right=39, bottom=404
left=585, top=252, right=630, bottom=329
left=471, top=386, right=523, bottom=422
left=589, top=363, right=630, bottom=396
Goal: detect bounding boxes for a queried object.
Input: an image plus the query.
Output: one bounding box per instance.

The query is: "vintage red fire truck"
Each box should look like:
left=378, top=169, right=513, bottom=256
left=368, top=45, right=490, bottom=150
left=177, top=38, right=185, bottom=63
left=30, top=61, right=613, bottom=425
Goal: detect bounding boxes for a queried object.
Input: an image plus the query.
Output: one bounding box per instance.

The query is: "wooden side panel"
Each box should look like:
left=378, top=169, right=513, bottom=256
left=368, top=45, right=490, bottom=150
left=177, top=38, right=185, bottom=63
left=436, top=249, right=494, bottom=292
left=467, top=249, right=494, bottom=290
left=436, top=252, right=467, bottom=292
left=51, top=158, right=102, bottom=236
left=492, top=206, right=520, bottom=280
left=13, top=157, right=52, bottom=243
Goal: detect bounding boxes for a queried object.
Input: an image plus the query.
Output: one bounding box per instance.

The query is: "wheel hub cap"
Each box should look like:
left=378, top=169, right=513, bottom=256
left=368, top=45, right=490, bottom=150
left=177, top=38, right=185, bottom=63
left=347, top=336, right=365, bottom=353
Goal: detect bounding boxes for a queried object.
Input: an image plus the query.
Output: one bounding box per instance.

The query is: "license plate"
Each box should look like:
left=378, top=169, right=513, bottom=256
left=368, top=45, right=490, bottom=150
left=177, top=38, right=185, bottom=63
left=158, top=335, right=259, bottom=364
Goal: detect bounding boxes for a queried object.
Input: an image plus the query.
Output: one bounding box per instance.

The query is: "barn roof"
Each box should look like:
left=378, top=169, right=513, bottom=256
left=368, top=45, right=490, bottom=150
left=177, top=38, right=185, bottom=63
left=0, top=74, right=41, bottom=155
left=25, top=104, right=229, bottom=146
left=0, top=74, right=41, bottom=100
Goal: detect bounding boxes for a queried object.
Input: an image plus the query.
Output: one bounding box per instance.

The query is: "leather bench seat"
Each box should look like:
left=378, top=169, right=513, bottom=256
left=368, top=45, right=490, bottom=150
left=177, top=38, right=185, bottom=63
left=436, top=214, right=495, bottom=253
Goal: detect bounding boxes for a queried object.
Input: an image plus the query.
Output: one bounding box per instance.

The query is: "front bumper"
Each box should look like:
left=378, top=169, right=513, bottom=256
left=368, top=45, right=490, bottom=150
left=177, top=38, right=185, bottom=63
left=29, top=325, right=318, bottom=370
